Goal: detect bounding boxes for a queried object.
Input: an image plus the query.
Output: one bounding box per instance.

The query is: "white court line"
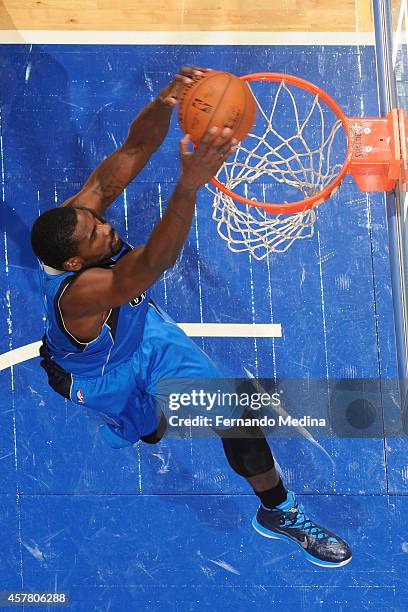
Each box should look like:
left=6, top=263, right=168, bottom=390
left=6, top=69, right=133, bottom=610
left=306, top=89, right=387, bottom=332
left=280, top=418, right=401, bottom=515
left=0, top=323, right=281, bottom=372
left=0, top=341, right=42, bottom=372
left=0, top=30, right=375, bottom=46
left=178, top=323, right=281, bottom=337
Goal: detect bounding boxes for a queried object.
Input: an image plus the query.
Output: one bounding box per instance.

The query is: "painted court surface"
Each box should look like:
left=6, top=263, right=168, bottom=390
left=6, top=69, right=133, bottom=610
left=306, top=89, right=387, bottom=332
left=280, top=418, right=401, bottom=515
left=1, top=12, right=408, bottom=612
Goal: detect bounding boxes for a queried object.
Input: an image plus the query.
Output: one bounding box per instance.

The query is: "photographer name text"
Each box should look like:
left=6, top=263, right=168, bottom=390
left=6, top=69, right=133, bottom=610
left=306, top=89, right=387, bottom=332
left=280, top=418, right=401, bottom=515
left=168, top=415, right=327, bottom=428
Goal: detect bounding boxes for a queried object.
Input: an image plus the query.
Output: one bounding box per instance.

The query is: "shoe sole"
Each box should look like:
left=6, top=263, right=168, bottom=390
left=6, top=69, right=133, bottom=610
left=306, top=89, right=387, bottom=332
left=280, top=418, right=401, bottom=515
left=252, top=517, right=352, bottom=568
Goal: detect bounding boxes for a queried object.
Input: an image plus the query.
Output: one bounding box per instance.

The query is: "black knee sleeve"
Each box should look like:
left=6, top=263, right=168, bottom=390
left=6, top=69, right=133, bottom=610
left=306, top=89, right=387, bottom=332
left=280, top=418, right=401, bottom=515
left=140, top=412, right=167, bottom=445
left=214, top=412, right=275, bottom=477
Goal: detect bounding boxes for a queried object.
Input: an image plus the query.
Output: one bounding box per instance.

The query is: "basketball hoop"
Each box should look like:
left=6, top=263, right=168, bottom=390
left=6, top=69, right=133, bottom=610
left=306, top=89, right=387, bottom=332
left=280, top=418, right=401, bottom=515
left=208, top=72, right=408, bottom=258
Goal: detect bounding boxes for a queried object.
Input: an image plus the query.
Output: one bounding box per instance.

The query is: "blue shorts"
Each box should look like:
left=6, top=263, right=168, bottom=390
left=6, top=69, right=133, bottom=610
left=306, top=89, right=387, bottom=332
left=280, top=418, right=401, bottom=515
left=70, top=303, right=233, bottom=448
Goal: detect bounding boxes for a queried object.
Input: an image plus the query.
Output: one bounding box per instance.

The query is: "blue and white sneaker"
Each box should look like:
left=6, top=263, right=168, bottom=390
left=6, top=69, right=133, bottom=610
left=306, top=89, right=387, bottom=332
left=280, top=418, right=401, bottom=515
left=252, top=491, right=352, bottom=567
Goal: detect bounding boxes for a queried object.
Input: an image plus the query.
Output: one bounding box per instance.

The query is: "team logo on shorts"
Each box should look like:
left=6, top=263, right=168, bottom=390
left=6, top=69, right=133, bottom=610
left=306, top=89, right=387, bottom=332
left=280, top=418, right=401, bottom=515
left=77, top=389, right=85, bottom=403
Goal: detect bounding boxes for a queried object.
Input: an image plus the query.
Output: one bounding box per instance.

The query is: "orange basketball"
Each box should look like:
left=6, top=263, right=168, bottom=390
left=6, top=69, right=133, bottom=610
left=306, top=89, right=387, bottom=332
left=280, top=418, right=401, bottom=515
left=178, top=71, right=257, bottom=144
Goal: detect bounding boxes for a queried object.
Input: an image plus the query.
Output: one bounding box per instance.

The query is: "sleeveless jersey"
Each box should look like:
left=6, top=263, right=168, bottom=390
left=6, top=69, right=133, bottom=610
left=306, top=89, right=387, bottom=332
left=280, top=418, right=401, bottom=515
left=38, top=240, right=150, bottom=377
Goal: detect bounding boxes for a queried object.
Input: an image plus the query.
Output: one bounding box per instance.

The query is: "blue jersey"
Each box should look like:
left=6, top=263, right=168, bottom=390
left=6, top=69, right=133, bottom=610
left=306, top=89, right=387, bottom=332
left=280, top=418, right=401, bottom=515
left=37, top=237, right=228, bottom=449
left=39, top=240, right=150, bottom=377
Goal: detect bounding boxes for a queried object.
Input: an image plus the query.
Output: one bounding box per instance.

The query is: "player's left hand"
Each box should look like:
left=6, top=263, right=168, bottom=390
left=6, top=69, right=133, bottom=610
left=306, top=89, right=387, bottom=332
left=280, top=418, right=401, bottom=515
left=158, top=66, right=211, bottom=107
left=179, top=127, right=237, bottom=190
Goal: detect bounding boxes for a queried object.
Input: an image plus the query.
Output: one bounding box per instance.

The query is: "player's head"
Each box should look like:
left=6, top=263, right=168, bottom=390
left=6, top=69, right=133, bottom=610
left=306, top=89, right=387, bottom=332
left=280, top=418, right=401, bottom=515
left=31, top=206, right=122, bottom=271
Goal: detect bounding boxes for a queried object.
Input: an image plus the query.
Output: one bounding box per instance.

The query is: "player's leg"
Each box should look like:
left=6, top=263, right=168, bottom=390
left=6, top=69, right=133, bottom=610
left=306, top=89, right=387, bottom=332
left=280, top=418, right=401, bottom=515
left=139, top=411, right=167, bottom=444
left=215, top=416, right=352, bottom=567
left=138, top=303, right=352, bottom=566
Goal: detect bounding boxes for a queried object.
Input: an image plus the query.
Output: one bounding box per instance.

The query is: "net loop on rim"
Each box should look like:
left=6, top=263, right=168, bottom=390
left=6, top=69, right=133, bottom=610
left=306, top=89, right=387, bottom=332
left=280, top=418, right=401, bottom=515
left=208, top=74, right=347, bottom=258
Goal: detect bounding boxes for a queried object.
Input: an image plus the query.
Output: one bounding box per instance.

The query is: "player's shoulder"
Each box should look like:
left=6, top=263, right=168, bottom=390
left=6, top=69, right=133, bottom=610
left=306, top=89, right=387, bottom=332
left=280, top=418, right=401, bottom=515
left=68, top=266, right=113, bottom=292
left=61, top=266, right=113, bottom=314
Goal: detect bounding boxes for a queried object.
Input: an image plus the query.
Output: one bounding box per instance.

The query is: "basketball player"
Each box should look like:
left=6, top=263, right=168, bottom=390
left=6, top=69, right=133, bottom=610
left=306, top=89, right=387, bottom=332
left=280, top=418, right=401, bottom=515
left=31, top=67, right=352, bottom=568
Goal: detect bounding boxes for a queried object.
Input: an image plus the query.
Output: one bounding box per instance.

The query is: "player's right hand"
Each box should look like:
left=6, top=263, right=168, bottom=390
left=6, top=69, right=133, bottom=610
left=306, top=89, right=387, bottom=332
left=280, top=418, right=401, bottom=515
left=158, top=66, right=211, bottom=107
left=179, top=127, right=237, bottom=190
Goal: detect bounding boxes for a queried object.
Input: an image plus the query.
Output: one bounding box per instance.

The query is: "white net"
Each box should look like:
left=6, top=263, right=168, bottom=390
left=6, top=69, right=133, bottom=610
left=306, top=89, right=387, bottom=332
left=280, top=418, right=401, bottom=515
left=208, top=78, right=346, bottom=259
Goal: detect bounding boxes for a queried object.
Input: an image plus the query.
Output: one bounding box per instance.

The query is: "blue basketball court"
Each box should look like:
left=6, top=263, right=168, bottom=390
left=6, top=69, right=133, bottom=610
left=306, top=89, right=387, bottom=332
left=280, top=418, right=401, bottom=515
left=1, top=8, right=408, bottom=611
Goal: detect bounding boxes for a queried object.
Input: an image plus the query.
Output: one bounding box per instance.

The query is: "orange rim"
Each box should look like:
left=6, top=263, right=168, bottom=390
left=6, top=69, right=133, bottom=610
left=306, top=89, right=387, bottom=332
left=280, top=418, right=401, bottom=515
left=210, top=72, right=353, bottom=215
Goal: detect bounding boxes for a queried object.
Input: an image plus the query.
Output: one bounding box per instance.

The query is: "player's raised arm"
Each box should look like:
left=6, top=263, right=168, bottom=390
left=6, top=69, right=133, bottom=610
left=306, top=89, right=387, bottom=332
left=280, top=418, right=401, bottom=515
left=61, top=67, right=209, bottom=217
left=61, top=128, right=237, bottom=317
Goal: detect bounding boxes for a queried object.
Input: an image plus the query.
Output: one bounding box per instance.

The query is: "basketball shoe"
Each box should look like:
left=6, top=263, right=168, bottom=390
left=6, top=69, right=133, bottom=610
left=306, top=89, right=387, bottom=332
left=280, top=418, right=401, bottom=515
left=252, top=490, right=352, bottom=567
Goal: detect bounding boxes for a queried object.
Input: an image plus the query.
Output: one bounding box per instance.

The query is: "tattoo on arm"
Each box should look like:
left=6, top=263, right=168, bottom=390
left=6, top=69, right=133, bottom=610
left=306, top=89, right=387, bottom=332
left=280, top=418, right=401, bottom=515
left=67, top=140, right=152, bottom=212
left=90, top=174, right=125, bottom=203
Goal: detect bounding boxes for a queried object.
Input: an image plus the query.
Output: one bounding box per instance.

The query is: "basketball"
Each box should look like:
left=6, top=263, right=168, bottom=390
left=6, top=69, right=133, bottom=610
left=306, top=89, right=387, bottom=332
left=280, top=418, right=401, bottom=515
left=178, top=70, right=257, bottom=144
